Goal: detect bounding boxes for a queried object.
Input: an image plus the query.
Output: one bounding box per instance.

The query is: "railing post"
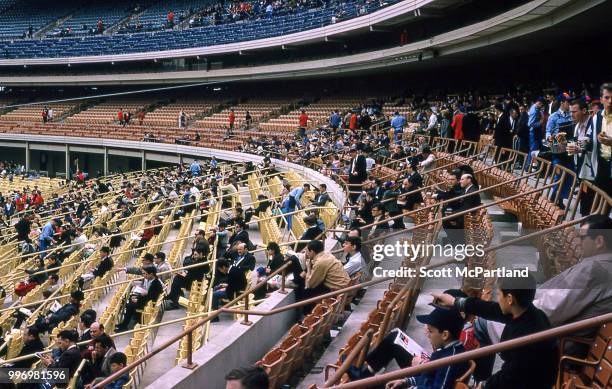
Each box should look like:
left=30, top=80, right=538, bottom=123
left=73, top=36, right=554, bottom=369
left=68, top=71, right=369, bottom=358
left=279, top=267, right=288, bottom=294
left=241, top=294, right=253, bottom=326
left=182, top=330, right=198, bottom=369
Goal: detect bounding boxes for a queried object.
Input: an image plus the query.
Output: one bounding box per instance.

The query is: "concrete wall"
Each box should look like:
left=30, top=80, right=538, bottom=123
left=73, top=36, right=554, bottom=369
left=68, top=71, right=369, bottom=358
left=147, top=290, right=296, bottom=389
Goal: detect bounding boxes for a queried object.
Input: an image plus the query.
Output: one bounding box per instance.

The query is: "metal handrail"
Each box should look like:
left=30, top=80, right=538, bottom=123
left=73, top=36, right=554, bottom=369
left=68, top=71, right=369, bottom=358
left=330, top=312, right=612, bottom=388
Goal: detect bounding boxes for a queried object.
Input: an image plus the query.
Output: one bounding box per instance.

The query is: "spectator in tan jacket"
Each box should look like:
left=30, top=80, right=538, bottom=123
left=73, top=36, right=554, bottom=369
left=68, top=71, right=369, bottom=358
left=298, top=240, right=349, bottom=314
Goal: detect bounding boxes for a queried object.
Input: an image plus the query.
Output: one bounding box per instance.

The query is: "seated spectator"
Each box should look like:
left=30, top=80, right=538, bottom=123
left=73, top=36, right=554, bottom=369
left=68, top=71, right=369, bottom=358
left=1, top=327, right=44, bottom=368
left=79, top=246, right=114, bottom=288
left=78, top=311, right=95, bottom=345
left=81, top=322, right=114, bottom=360
left=85, top=352, right=129, bottom=389
left=418, top=146, right=436, bottom=172
left=295, top=214, right=323, bottom=251
left=433, top=274, right=559, bottom=389
left=230, top=243, right=256, bottom=273
left=39, top=329, right=82, bottom=381
left=473, top=215, right=612, bottom=366
left=311, top=184, right=331, bottom=207
left=31, top=290, right=84, bottom=333
left=116, top=266, right=163, bottom=331
left=165, top=248, right=210, bottom=309
left=442, top=173, right=481, bottom=245
left=370, top=202, right=390, bottom=234
left=265, top=242, right=285, bottom=274
left=85, top=336, right=117, bottom=386
left=356, top=307, right=468, bottom=389
left=225, top=365, right=269, bottom=389
left=153, top=251, right=172, bottom=283
left=342, top=236, right=364, bottom=277
left=211, top=259, right=247, bottom=320
left=298, top=240, right=350, bottom=314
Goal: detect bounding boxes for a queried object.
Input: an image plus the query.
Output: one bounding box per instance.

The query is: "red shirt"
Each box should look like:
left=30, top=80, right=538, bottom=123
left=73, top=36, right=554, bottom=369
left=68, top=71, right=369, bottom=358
left=229, top=112, right=235, bottom=124
left=451, top=113, right=464, bottom=140
left=168, top=11, right=174, bottom=22
left=299, top=113, right=308, bottom=127
left=349, top=113, right=358, bottom=130
left=16, top=196, right=26, bottom=211
left=118, top=111, right=123, bottom=120
left=142, top=227, right=155, bottom=240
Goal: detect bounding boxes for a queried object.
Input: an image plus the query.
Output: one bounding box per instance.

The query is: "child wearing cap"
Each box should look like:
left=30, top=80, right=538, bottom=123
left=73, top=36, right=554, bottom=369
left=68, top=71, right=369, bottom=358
left=433, top=274, right=558, bottom=389
left=350, top=302, right=469, bottom=389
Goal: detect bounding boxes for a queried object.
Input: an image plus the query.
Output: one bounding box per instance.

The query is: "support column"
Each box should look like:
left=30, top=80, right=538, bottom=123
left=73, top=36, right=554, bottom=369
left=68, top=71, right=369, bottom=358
left=25, top=141, right=30, bottom=171
left=142, top=150, right=146, bottom=171
left=103, top=147, right=109, bottom=176
left=65, top=144, right=70, bottom=179
left=178, top=153, right=184, bottom=166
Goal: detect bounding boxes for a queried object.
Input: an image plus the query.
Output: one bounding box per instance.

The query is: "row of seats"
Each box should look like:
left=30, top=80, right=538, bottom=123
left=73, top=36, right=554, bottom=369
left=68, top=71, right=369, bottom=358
left=0, top=103, right=75, bottom=123
left=0, top=0, right=392, bottom=58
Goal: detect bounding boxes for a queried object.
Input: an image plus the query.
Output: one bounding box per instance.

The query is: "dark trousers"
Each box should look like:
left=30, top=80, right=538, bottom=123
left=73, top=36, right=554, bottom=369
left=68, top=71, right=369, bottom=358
left=443, top=215, right=465, bottom=245
left=167, top=274, right=189, bottom=302
left=119, top=295, right=145, bottom=328
left=298, top=284, right=330, bottom=314
left=366, top=329, right=414, bottom=372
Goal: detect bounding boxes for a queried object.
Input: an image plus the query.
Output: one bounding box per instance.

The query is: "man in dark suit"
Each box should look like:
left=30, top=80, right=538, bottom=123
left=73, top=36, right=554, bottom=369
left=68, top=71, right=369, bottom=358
left=79, top=246, right=114, bottom=288
left=296, top=214, right=324, bottom=251
left=32, top=290, right=84, bottom=334
left=311, top=184, right=331, bottom=207
left=461, top=107, right=481, bottom=142
left=165, top=247, right=210, bottom=309
left=116, top=266, right=163, bottom=330
left=40, top=329, right=82, bottom=385
left=369, top=203, right=389, bottom=235
left=232, top=243, right=256, bottom=273
left=433, top=171, right=462, bottom=213
left=7, top=327, right=44, bottom=368
left=348, top=145, right=367, bottom=203
left=493, top=104, right=514, bottom=154
left=228, top=221, right=253, bottom=250
left=443, top=174, right=482, bottom=244
left=516, top=105, right=530, bottom=154
left=211, top=259, right=248, bottom=321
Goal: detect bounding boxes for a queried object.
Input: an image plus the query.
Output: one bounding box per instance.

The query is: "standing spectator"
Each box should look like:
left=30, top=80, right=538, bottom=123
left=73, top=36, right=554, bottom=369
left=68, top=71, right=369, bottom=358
left=42, top=106, right=49, bottom=123
left=124, top=111, right=130, bottom=126
left=266, top=3, right=273, bottom=18
left=527, top=97, right=545, bottom=169
left=425, top=107, right=438, bottom=136
left=329, top=110, right=341, bottom=132
left=244, top=111, right=252, bottom=129
left=390, top=111, right=406, bottom=143
left=349, top=111, right=358, bottom=131
left=546, top=93, right=574, bottom=207
left=462, top=106, right=480, bottom=141
left=117, top=109, right=124, bottom=125
left=178, top=110, right=186, bottom=128
left=28, top=24, right=33, bottom=38
left=228, top=109, right=235, bottom=135
left=348, top=145, right=367, bottom=204
left=47, top=107, right=54, bottom=122
left=593, top=82, right=612, bottom=197
left=439, top=109, right=451, bottom=138
left=97, top=19, right=104, bottom=33
left=516, top=104, right=530, bottom=154
left=137, top=110, right=145, bottom=125
left=298, top=110, right=310, bottom=138
left=451, top=106, right=465, bottom=141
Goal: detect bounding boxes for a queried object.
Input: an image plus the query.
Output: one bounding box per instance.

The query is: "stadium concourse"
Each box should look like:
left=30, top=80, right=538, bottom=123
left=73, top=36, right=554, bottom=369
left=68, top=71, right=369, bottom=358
left=0, top=81, right=609, bottom=389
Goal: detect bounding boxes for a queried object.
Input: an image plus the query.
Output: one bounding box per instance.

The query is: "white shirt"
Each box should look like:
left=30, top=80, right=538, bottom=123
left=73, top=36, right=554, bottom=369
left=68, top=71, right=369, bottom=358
left=419, top=154, right=436, bottom=172
left=344, top=252, right=363, bottom=277
left=427, top=113, right=438, bottom=130
left=365, top=157, right=376, bottom=172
